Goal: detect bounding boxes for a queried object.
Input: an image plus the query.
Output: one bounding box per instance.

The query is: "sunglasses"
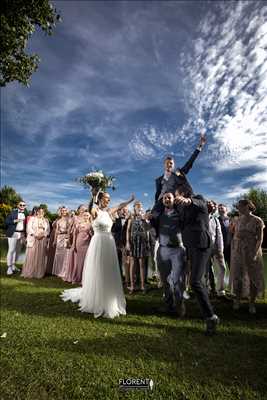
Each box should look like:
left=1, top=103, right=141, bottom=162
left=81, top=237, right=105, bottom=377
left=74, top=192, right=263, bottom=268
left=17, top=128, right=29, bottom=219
left=19, top=204, right=26, bottom=207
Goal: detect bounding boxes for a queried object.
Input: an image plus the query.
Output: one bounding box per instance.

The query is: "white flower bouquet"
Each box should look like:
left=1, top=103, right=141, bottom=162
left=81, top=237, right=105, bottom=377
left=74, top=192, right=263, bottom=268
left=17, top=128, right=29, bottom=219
left=78, top=170, right=116, bottom=192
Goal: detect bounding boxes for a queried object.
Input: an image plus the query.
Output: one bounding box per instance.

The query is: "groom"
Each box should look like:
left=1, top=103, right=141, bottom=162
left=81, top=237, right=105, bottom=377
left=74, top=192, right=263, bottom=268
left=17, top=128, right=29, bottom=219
left=5, top=201, right=28, bottom=275
left=153, top=133, right=206, bottom=213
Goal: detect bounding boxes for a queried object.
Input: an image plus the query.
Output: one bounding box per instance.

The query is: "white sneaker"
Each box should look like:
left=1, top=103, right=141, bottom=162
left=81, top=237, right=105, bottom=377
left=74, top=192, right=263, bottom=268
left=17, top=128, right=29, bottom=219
left=183, top=290, right=190, bottom=300
left=233, top=300, right=240, bottom=310
left=7, top=267, right=13, bottom=276
left=218, top=290, right=226, bottom=297
left=12, top=265, right=20, bottom=273
left=249, top=304, right=256, bottom=314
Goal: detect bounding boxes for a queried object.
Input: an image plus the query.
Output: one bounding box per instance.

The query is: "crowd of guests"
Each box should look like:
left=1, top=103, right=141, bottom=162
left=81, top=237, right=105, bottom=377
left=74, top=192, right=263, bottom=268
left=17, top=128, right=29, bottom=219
left=4, top=134, right=265, bottom=335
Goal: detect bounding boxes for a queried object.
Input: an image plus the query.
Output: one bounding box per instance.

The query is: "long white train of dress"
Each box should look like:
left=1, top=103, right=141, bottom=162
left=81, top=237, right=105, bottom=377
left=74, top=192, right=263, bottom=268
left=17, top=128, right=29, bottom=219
left=61, top=209, right=126, bottom=318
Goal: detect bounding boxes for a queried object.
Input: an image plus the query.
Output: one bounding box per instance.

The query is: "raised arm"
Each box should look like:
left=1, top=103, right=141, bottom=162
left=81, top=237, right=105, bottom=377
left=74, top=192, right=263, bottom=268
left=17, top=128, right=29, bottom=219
left=179, top=133, right=206, bottom=175
left=109, top=194, right=135, bottom=216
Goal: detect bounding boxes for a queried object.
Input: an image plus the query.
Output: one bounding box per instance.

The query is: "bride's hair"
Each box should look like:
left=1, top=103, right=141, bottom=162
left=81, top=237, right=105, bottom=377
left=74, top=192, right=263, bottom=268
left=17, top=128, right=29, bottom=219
left=97, top=191, right=105, bottom=205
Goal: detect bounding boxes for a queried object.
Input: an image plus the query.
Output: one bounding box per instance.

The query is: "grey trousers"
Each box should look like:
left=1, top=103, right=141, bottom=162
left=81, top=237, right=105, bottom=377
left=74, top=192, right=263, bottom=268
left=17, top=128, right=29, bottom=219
left=157, top=245, right=186, bottom=309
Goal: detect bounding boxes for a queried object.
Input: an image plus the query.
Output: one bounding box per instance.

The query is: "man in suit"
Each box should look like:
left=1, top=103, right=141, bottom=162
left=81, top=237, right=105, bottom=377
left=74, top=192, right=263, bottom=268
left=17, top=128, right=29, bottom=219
left=111, top=206, right=129, bottom=281
left=154, top=133, right=206, bottom=212
left=151, top=192, right=186, bottom=316
left=175, top=186, right=219, bottom=335
left=5, top=201, right=28, bottom=275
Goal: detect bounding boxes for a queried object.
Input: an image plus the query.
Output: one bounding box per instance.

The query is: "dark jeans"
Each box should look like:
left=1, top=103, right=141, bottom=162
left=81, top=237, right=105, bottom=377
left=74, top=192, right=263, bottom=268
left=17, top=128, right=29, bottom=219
left=189, top=247, right=214, bottom=319
left=157, top=245, right=186, bottom=309
left=224, top=245, right=231, bottom=269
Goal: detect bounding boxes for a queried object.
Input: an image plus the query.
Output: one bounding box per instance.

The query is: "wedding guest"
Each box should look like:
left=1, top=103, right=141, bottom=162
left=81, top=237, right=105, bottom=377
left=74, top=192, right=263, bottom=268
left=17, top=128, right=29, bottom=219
left=206, top=200, right=227, bottom=296
left=230, top=199, right=265, bottom=314
left=60, top=204, right=88, bottom=282
left=52, top=207, right=71, bottom=277
left=5, top=200, right=28, bottom=275
left=144, top=209, right=156, bottom=285
left=46, top=207, right=61, bottom=275
left=26, top=206, right=38, bottom=224
left=175, top=186, right=219, bottom=335
left=111, top=207, right=129, bottom=280
left=126, top=201, right=150, bottom=294
left=151, top=193, right=186, bottom=316
left=153, top=133, right=206, bottom=213
left=121, top=210, right=132, bottom=289
left=218, top=203, right=232, bottom=269
left=21, top=207, right=50, bottom=279
left=71, top=211, right=93, bottom=284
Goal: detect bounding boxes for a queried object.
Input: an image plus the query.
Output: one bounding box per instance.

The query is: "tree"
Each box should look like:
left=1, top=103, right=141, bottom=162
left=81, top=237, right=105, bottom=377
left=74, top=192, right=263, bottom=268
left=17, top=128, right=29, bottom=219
left=0, top=185, right=22, bottom=208
left=0, top=203, right=12, bottom=232
left=233, top=188, right=267, bottom=222
left=1, top=0, right=61, bottom=87
left=39, top=203, right=58, bottom=223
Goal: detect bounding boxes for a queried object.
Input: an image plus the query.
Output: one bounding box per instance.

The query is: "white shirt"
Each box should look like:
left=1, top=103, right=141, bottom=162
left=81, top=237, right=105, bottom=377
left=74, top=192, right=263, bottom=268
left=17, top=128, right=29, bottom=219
left=16, top=211, right=25, bottom=231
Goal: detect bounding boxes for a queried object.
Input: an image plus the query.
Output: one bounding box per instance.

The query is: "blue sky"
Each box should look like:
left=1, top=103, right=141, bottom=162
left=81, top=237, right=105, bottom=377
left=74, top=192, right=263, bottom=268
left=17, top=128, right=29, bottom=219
left=2, top=0, right=267, bottom=212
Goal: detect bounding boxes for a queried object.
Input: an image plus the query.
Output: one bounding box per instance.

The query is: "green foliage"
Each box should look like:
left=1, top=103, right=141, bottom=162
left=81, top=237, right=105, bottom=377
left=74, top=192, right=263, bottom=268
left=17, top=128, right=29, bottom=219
left=0, top=185, right=22, bottom=208
left=0, top=0, right=61, bottom=86
left=244, top=188, right=267, bottom=222
left=233, top=188, right=267, bottom=221
left=0, top=203, right=12, bottom=232
left=37, top=203, right=57, bottom=223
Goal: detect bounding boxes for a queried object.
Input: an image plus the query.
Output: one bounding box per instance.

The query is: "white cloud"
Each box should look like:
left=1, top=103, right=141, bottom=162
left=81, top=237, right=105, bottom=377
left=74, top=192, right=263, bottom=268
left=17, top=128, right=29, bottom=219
left=180, top=0, right=267, bottom=197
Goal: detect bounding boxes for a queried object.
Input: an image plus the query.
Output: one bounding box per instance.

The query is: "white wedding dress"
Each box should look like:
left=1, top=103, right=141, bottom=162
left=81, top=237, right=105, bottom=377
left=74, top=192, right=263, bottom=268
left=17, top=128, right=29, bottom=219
left=61, top=209, right=126, bottom=318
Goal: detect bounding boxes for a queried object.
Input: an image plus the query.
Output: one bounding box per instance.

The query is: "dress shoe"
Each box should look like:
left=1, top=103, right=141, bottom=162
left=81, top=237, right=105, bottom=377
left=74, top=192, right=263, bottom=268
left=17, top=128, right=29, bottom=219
left=205, top=314, right=220, bottom=336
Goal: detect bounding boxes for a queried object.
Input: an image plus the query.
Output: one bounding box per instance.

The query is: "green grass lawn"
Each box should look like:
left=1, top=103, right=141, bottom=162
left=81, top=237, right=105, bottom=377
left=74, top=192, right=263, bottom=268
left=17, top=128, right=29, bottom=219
left=1, top=260, right=267, bottom=400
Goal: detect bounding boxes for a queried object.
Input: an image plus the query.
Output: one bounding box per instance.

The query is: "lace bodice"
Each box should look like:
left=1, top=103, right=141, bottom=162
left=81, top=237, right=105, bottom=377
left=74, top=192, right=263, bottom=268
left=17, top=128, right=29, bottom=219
left=92, top=209, right=113, bottom=233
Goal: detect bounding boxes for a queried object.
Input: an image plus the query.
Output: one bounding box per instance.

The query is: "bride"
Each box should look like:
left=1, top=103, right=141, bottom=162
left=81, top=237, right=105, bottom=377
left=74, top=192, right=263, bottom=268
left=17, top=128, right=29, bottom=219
left=61, top=191, right=135, bottom=318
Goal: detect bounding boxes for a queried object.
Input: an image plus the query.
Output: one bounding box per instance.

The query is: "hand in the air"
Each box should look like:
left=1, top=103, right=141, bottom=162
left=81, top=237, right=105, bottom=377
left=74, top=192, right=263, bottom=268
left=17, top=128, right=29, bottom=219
left=199, top=131, right=207, bottom=147
left=174, top=195, right=192, bottom=206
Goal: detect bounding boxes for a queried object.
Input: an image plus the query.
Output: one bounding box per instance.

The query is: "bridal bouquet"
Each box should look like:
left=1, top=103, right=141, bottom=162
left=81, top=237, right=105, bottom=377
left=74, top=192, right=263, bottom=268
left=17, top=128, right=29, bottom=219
left=78, top=170, right=116, bottom=192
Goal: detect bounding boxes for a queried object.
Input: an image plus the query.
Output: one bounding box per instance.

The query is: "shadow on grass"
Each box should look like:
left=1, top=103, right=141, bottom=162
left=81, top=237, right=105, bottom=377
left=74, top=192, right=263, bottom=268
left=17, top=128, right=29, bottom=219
left=1, top=279, right=267, bottom=333
left=45, top=330, right=267, bottom=396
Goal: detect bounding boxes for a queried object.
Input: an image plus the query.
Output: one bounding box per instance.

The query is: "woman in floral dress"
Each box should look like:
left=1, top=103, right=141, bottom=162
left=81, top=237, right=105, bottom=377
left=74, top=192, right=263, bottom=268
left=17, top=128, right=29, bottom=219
left=230, top=199, right=265, bottom=314
left=52, top=207, right=71, bottom=277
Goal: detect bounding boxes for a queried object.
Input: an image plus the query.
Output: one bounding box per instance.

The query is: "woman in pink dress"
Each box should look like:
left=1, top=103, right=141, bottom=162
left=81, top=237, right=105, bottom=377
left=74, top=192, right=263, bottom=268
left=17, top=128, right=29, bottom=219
left=59, top=205, right=88, bottom=282
left=21, top=207, right=50, bottom=279
left=52, top=207, right=71, bottom=277
left=45, top=218, right=58, bottom=275
left=46, top=207, right=62, bottom=275
left=71, top=211, right=93, bottom=284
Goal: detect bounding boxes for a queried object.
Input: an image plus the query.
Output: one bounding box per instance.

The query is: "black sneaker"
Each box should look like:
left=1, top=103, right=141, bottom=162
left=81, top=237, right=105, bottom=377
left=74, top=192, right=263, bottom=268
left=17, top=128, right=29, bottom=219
left=205, top=315, right=220, bottom=336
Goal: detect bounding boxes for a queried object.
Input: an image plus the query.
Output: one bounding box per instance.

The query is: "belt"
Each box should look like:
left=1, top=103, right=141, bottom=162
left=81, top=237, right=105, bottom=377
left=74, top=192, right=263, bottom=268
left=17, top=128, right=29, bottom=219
left=159, top=244, right=181, bottom=248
